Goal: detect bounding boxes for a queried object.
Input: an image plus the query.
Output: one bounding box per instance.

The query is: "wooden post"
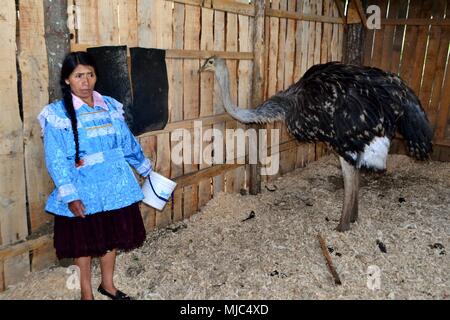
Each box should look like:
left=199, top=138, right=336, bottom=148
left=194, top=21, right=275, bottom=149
left=43, top=0, right=70, bottom=102
left=343, top=1, right=365, bottom=65
left=249, top=0, right=266, bottom=195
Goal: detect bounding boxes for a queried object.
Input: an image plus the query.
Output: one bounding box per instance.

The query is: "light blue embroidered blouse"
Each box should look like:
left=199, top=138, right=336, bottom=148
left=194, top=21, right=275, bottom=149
left=37, top=92, right=152, bottom=217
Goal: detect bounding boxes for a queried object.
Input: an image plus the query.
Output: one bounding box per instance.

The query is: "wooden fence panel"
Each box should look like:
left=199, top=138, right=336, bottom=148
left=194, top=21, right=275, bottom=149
left=0, top=0, right=29, bottom=288
left=362, top=0, right=450, bottom=156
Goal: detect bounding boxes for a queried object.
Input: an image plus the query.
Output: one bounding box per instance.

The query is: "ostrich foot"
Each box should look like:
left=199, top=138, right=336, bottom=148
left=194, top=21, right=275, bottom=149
left=350, top=206, right=358, bottom=223
left=336, top=222, right=351, bottom=232
left=337, top=157, right=360, bottom=232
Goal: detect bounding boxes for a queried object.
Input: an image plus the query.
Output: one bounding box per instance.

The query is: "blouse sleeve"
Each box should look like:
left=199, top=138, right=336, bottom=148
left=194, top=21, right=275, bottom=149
left=111, top=98, right=153, bottom=177
left=40, top=109, right=80, bottom=203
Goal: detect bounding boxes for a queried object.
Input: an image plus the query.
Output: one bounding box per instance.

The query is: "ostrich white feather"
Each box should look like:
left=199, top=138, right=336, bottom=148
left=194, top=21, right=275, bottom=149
left=357, top=136, right=390, bottom=171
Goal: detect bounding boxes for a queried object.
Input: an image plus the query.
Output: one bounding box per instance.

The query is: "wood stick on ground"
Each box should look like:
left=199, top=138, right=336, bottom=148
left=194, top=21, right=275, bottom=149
left=317, top=233, right=342, bottom=285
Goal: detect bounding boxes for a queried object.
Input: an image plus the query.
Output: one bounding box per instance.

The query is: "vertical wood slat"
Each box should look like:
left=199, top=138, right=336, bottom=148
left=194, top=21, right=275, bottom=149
left=213, top=10, right=226, bottom=195
left=313, top=0, right=323, bottom=66
left=229, top=2, right=247, bottom=194
left=295, top=0, right=307, bottom=169
left=379, top=0, right=397, bottom=71
left=199, top=6, right=214, bottom=207
left=137, top=0, right=158, bottom=230
left=170, top=2, right=185, bottom=222
left=293, top=0, right=303, bottom=81
left=398, top=1, right=422, bottom=85
left=266, top=0, right=279, bottom=182
left=409, top=0, right=434, bottom=94
left=249, top=0, right=265, bottom=195
left=0, top=0, right=30, bottom=290
left=314, top=0, right=325, bottom=159
left=419, top=0, right=447, bottom=128
left=118, top=0, right=138, bottom=47
left=225, top=11, right=238, bottom=193
left=370, top=0, right=388, bottom=67
left=76, top=0, right=99, bottom=44
left=238, top=7, right=253, bottom=191
left=97, top=0, right=120, bottom=45
left=280, top=0, right=296, bottom=174
left=389, top=0, right=408, bottom=74
left=156, top=0, right=173, bottom=228
left=139, top=136, right=157, bottom=231
left=183, top=4, right=200, bottom=218
left=19, top=0, right=52, bottom=232
left=330, top=0, right=339, bottom=61
left=307, top=0, right=317, bottom=162
left=321, top=0, right=331, bottom=64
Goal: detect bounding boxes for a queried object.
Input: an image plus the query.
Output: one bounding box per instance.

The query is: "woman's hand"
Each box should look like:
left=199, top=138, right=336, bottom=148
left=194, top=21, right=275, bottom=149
left=68, top=200, right=86, bottom=218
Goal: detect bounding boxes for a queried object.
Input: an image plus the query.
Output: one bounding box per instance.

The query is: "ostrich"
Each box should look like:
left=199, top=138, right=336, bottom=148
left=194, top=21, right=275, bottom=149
left=200, top=57, right=433, bottom=232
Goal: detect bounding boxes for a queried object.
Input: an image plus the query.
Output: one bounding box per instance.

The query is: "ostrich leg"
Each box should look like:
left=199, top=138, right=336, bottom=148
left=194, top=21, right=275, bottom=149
left=350, top=165, right=360, bottom=223
left=336, top=157, right=360, bottom=232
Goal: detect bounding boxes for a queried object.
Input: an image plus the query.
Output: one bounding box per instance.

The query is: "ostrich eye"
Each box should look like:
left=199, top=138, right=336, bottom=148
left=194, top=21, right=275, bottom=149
left=208, top=60, right=213, bottom=64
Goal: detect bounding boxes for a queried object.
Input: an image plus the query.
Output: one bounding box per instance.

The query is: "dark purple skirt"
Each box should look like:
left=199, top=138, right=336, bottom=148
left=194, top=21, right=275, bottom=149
left=53, top=202, right=146, bottom=259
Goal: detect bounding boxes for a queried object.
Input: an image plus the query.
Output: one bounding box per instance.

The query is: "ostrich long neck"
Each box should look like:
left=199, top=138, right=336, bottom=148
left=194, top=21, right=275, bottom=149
left=215, top=63, right=286, bottom=124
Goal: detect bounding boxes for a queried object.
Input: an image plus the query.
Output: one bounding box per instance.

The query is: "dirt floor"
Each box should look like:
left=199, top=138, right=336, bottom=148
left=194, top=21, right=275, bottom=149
left=1, top=154, right=449, bottom=300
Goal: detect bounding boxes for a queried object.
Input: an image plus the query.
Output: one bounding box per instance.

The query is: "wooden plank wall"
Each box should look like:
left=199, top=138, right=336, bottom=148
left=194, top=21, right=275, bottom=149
left=363, top=0, right=450, bottom=161
left=0, top=0, right=346, bottom=290
left=0, top=0, right=30, bottom=291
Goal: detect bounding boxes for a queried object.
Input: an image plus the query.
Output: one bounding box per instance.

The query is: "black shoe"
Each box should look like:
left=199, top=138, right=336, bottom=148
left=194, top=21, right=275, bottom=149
left=97, top=285, right=132, bottom=300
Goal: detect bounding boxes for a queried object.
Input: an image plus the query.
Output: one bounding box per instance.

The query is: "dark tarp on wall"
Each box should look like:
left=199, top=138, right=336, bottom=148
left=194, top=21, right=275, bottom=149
left=86, top=45, right=169, bottom=136
left=130, top=47, right=168, bottom=135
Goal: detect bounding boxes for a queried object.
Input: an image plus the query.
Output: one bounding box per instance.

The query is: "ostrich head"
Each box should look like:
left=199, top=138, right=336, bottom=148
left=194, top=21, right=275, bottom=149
left=199, top=56, right=225, bottom=73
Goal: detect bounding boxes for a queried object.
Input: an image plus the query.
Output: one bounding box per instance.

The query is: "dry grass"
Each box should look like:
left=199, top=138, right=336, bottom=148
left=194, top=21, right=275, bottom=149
left=1, top=155, right=449, bottom=300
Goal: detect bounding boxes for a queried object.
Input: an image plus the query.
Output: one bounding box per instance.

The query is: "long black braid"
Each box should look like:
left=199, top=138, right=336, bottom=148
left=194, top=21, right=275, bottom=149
left=60, top=52, right=98, bottom=166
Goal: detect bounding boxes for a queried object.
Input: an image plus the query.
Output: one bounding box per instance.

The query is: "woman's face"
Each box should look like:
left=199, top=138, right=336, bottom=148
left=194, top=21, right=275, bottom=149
left=65, top=64, right=97, bottom=100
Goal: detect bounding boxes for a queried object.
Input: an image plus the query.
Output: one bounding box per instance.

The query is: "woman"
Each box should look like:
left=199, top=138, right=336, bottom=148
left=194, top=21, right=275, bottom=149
left=38, top=52, right=152, bottom=300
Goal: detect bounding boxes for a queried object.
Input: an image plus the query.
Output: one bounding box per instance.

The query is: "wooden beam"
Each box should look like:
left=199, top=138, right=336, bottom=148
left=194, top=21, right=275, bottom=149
left=165, top=49, right=253, bottom=60
left=435, top=139, right=450, bottom=148
left=266, top=8, right=345, bottom=24
left=138, top=114, right=233, bottom=138
left=381, top=18, right=450, bottom=26
left=175, top=163, right=243, bottom=188
left=168, top=0, right=255, bottom=16
left=169, top=0, right=203, bottom=6
left=71, top=43, right=254, bottom=60
left=175, top=139, right=300, bottom=187
left=211, top=0, right=255, bottom=17
left=0, top=235, right=52, bottom=261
